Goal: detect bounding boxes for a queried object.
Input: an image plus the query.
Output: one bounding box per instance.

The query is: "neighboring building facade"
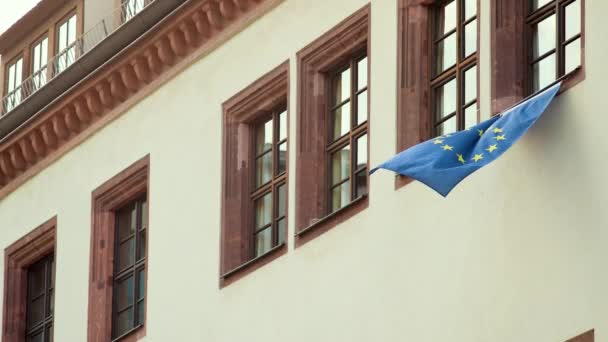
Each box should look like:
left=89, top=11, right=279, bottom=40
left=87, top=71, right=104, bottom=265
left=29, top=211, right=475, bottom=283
left=0, top=0, right=604, bottom=341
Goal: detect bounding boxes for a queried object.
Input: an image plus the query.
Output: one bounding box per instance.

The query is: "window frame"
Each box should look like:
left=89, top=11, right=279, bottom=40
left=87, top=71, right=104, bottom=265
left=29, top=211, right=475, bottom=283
left=525, top=0, right=583, bottom=94
left=30, top=33, right=50, bottom=92
left=490, top=0, right=585, bottom=114
left=25, top=254, right=55, bottom=342
left=250, top=105, right=288, bottom=259
left=89, top=156, right=149, bottom=342
left=326, top=53, right=369, bottom=214
left=54, top=10, right=79, bottom=76
left=429, top=0, right=479, bottom=136
left=295, top=5, right=370, bottom=246
left=220, top=62, right=289, bottom=288
left=2, top=217, right=56, bottom=342
left=4, top=55, right=24, bottom=111
left=111, top=197, right=147, bottom=341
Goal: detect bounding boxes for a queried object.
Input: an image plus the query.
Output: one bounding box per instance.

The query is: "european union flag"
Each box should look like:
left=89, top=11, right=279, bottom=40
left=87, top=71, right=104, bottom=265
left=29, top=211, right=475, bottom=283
left=370, top=83, right=561, bottom=197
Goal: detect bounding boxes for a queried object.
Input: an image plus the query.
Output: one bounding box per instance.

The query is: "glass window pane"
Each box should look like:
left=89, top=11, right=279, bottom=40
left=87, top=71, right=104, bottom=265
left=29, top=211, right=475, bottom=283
left=356, top=135, right=367, bottom=171
left=565, top=38, right=581, bottom=74
left=68, top=16, right=77, bottom=44
left=46, top=325, right=53, bottom=342
left=436, top=1, right=457, bottom=37
left=332, top=68, right=351, bottom=106
left=277, top=218, right=286, bottom=245
left=464, top=19, right=477, bottom=57
left=58, top=24, right=67, bottom=51
left=115, top=276, right=135, bottom=310
left=137, top=230, right=146, bottom=261
left=15, top=59, right=23, bottom=85
left=256, top=119, right=273, bottom=154
left=331, top=181, right=351, bottom=212
left=531, top=0, right=553, bottom=12
left=117, top=238, right=135, bottom=271
left=437, top=116, right=457, bottom=136
left=331, top=146, right=351, bottom=185
left=357, top=57, right=368, bottom=90
left=137, top=270, right=145, bottom=300
left=33, top=44, right=41, bottom=71
left=41, top=38, right=48, bottom=66
left=28, top=264, right=45, bottom=297
left=254, top=192, right=272, bottom=229
left=117, top=205, right=136, bottom=241
left=277, top=184, right=286, bottom=218
left=115, top=307, right=134, bottom=337
left=355, top=170, right=367, bottom=198
left=8, top=64, right=16, bottom=90
left=28, top=296, right=45, bottom=326
left=357, top=91, right=368, bottom=125
left=435, top=33, right=456, bottom=75
left=255, top=227, right=272, bottom=257
left=332, top=102, right=351, bottom=141
left=465, top=104, right=477, bottom=129
left=465, top=0, right=477, bottom=20
left=532, top=15, right=556, bottom=59
left=255, top=152, right=272, bottom=187
left=464, top=66, right=477, bottom=104
left=277, top=141, right=287, bottom=175
left=278, top=110, right=287, bottom=141
left=532, top=54, right=556, bottom=92
left=141, top=199, right=147, bottom=229
left=28, top=330, right=44, bottom=342
left=565, top=1, right=581, bottom=40
left=136, top=300, right=145, bottom=325
left=435, top=78, right=457, bottom=122
left=47, top=290, right=54, bottom=318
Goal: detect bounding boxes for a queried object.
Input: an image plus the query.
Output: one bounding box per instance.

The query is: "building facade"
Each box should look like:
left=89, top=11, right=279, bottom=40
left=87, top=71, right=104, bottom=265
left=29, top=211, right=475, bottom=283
left=0, top=0, right=604, bottom=341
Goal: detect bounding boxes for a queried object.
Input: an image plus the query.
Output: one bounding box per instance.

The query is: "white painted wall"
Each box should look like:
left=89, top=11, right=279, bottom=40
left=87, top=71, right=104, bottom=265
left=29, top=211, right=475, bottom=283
left=1, top=0, right=607, bottom=341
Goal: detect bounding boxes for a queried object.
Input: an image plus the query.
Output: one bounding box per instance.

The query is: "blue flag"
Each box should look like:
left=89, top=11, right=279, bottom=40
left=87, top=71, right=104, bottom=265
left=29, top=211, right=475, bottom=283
left=370, top=83, right=561, bottom=197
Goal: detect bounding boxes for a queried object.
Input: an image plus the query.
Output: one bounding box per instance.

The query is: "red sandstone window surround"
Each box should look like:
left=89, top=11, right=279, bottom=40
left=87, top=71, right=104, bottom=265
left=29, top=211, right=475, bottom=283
left=88, top=155, right=149, bottom=342
left=2, top=217, right=56, bottom=342
left=220, top=61, right=289, bottom=287
left=295, top=5, right=370, bottom=246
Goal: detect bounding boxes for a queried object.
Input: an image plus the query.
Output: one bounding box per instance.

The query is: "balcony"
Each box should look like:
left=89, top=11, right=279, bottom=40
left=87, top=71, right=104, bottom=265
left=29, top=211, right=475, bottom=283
left=0, top=0, right=186, bottom=138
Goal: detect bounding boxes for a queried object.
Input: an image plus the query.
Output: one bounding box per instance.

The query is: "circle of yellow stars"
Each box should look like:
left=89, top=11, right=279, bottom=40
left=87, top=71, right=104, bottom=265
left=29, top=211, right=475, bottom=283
left=432, top=127, right=506, bottom=165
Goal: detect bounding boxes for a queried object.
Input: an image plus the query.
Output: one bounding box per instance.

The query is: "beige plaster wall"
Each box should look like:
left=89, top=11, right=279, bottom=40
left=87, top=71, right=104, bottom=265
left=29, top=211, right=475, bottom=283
left=0, top=0, right=606, bottom=341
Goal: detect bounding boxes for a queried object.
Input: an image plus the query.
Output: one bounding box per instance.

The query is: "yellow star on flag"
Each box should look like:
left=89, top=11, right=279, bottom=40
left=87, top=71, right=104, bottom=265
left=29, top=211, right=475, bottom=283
left=472, top=153, right=484, bottom=162
left=486, top=144, right=498, bottom=153
left=477, top=129, right=484, bottom=137
left=495, top=135, right=506, bottom=141
left=433, top=139, right=444, bottom=145
left=442, top=144, right=454, bottom=151
left=457, top=153, right=465, bottom=164
left=492, top=127, right=503, bottom=134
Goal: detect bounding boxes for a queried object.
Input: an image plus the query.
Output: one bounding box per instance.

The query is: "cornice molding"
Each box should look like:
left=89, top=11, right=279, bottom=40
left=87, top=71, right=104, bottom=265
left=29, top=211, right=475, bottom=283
left=0, top=0, right=282, bottom=201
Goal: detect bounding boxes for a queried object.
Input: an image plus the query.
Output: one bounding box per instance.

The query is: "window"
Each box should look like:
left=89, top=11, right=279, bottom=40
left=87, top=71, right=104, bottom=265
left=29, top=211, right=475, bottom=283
left=295, top=5, right=369, bottom=245
left=221, top=62, right=288, bottom=287
left=527, top=0, right=582, bottom=92
left=252, top=108, right=287, bottom=257
left=490, top=0, right=584, bottom=114
left=25, top=255, right=55, bottom=342
left=2, top=217, right=56, bottom=342
left=31, top=36, right=49, bottom=91
left=431, top=0, right=478, bottom=136
left=89, top=156, right=149, bottom=342
left=122, top=0, right=146, bottom=23
left=54, top=13, right=77, bottom=75
left=112, top=197, right=147, bottom=339
left=5, top=57, right=23, bottom=112
left=327, top=55, right=368, bottom=212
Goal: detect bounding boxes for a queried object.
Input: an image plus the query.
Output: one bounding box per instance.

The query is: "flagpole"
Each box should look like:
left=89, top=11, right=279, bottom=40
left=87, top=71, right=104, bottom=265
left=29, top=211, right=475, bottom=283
left=497, top=66, right=580, bottom=116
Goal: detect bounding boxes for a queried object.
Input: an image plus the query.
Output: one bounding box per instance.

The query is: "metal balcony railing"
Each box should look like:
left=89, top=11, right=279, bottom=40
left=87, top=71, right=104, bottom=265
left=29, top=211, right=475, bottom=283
left=1, top=0, right=154, bottom=116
